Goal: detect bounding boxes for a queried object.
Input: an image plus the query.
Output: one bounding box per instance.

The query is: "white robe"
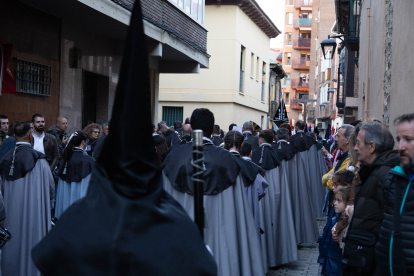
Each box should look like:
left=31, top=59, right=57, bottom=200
left=0, top=159, right=54, bottom=276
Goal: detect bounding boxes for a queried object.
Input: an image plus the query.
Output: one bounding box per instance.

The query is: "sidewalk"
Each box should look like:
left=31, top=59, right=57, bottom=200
left=267, top=217, right=326, bottom=276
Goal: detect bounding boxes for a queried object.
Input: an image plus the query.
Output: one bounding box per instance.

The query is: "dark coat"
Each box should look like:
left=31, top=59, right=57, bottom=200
left=318, top=208, right=342, bottom=276
left=0, top=136, right=16, bottom=161
left=375, top=166, right=414, bottom=276
left=30, top=133, right=60, bottom=171
left=289, top=131, right=314, bottom=153
left=211, top=135, right=223, bottom=147
left=349, top=150, right=399, bottom=236
left=242, top=132, right=259, bottom=151
left=271, top=141, right=295, bottom=161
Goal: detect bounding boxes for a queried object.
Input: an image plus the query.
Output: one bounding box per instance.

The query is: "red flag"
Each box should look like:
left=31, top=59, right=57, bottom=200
left=0, top=39, right=16, bottom=94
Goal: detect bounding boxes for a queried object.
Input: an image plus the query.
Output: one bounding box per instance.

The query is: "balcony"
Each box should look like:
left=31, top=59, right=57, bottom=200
left=291, top=58, right=310, bottom=69
left=291, top=79, right=309, bottom=89
left=294, top=18, right=312, bottom=28
left=292, top=38, right=311, bottom=49
left=294, top=0, right=313, bottom=8
left=290, top=101, right=302, bottom=110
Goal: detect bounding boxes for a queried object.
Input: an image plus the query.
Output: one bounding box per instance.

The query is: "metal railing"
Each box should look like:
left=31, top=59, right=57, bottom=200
left=291, top=58, right=310, bottom=69
left=292, top=38, right=311, bottom=48
left=294, top=18, right=312, bottom=27
left=290, top=101, right=302, bottom=109
left=291, top=79, right=309, bottom=88
left=294, top=0, right=313, bottom=7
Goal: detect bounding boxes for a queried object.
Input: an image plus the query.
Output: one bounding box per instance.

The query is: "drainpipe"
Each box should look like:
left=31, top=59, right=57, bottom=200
left=364, top=8, right=371, bottom=120
left=268, top=70, right=275, bottom=129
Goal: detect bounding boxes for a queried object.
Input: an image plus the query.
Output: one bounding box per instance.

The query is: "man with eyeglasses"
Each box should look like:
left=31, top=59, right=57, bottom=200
left=31, top=113, right=60, bottom=172
left=322, top=124, right=354, bottom=214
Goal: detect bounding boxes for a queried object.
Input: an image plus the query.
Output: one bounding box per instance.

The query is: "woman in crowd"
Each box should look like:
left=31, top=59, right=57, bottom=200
left=55, top=131, right=93, bottom=218
left=83, top=123, right=102, bottom=156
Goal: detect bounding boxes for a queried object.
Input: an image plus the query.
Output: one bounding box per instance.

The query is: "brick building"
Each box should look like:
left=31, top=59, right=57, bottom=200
left=0, top=0, right=209, bottom=133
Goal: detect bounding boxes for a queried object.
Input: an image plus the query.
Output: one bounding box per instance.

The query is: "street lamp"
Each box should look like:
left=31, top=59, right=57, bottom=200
left=321, top=35, right=337, bottom=60
left=327, top=89, right=335, bottom=101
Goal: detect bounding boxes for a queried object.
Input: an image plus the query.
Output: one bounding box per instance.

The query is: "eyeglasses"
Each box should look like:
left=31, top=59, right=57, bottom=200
left=93, top=131, right=100, bottom=134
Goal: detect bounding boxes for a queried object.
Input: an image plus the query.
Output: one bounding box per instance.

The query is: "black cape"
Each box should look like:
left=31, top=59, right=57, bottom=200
left=57, top=150, right=94, bottom=183
left=31, top=2, right=217, bottom=275
left=251, top=145, right=283, bottom=170
left=162, top=142, right=241, bottom=195
left=165, top=131, right=181, bottom=148
left=0, top=144, right=46, bottom=181
left=92, top=135, right=107, bottom=160
left=243, top=132, right=259, bottom=151
left=211, top=135, right=223, bottom=147
left=229, top=151, right=265, bottom=187
left=271, top=141, right=295, bottom=161
left=289, top=132, right=315, bottom=153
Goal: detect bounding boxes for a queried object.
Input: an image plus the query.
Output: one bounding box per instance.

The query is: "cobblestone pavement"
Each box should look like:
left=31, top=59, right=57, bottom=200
left=267, top=217, right=327, bottom=276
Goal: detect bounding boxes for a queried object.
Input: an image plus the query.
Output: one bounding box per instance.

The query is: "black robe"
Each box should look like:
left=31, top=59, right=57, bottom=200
left=162, top=141, right=241, bottom=195
left=289, top=131, right=315, bottom=153
left=272, top=140, right=295, bottom=161
left=251, top=144, right=282, bottom=170
left=229, top=151, right=265, bottom=187
left=243, top=132, right=259, bottom=151
left=57, top=150, right=94, bottom=183
left=0, top=144, right=47, bottom=181
left=211, top=135, right=223, bottom=147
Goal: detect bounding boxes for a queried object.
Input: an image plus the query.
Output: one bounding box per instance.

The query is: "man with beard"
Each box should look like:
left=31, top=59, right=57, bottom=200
left=376, top=114, right=414, bottom=276
left=31, top=113, right=60, bottom=172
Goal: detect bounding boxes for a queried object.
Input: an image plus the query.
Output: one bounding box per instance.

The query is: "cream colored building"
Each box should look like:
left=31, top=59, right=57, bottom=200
left=159, top=0, right=280, bottom=129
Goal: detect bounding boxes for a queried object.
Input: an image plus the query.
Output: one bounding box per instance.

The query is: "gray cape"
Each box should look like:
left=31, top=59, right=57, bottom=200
left=163, top=173, right=265, bottom=276
left=0, top=158, right=54, bottom=276
left=298, top=145, right=326, bottom=218
left=55, top=174, right=91, bottom=218
left=261, top=166, right=298, bottom=267
left=285, top=155, right=319, bottom=244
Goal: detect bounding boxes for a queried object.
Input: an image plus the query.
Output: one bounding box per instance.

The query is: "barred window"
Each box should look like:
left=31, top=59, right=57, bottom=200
left=162, top=106, right=183, bottom=127
left=16, top=59, right=52, bottom=96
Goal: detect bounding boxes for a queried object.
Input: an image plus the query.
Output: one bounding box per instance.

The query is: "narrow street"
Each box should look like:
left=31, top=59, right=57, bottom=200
left=267, top=218, right=326, bottom=276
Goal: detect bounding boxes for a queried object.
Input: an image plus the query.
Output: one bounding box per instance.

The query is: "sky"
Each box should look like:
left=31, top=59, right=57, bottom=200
left=255, top=0, right=285, bottom=48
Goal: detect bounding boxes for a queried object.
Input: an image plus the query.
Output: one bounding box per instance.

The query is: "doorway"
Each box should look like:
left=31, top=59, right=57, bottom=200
left=82, top=71, right=109, bottom=128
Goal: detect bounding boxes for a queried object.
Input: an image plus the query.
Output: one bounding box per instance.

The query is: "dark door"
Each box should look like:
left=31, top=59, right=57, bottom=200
left=82, top=71, right=109, bottom=128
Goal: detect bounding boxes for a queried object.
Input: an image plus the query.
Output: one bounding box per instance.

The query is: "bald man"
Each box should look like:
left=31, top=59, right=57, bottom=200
left=48, top=117, right=69, bottom=156
left=181, top=124, right=192, bottom=143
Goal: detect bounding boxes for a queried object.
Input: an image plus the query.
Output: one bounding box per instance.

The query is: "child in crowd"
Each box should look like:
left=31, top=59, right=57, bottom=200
left=317, top=170, right=353, bottom=276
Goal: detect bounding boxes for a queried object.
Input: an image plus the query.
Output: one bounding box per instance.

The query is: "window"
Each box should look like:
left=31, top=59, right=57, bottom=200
left=162, top=106, right=183, bottom=126
left=16, top=59, right=52, bottom=96
left=288, top=13, right=293, bottom=25
left=168, top=0, right=205, bottom=24
left=307, top=54, right=311, bottom=61
left=284, top=73, right=291, bottom=86
left=256, top=57, right=260, bottom=80
left=251, top=53, right=255, bottom=77
left=285, top=93, right=290, bottom=105
left=287, top=53, right=291, bottom=65
left=240, top=46, right=246, bottom=93
left=287, top=33, right=292, bottom=45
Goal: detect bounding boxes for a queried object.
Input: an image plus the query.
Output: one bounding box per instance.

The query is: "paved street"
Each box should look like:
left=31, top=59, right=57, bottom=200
left=267, top=217, right=326, bottom=276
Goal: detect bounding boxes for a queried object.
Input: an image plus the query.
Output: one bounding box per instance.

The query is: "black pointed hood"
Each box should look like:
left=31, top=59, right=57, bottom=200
left=273, top=99, right=289, bottom=127
left=32, top=3, right=217, bottom=275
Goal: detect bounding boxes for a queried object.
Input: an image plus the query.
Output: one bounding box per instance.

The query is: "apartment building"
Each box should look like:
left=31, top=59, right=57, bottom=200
left=159, top=0, right=280, bottom=129
left=281, top=0, right=313, bottom=125
left=0, top=0, right=209, bottom=132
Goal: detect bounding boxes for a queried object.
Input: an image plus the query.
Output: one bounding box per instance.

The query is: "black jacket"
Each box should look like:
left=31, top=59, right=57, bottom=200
left=30, top=132, right=60, bottom=171
left=211, top=135, right=223, bottom=147
left=242, top=132, right=259, bottom=151
left=375, top=165, right=414, bottom=276
left=349, top=150, right=399, bottom=237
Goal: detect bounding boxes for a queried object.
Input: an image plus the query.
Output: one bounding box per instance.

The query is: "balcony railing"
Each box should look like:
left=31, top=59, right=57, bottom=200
left=294, top=18, right=312, bottom=28
left=294, top=0, right=313, bottom=8
left=291, top=58, right=310, bottom=69
left=292, top=38, right=311, bottom=49
left=291, top=79, right=309, bottom=89
left=290, top=101, right=302, bottom=109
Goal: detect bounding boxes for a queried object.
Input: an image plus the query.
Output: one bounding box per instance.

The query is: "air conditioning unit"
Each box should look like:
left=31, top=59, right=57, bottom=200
left=317, top=122, right=327, bottom=129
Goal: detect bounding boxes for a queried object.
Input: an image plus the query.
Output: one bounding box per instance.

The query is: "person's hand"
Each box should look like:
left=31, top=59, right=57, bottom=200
left=331, top=223, right=339, bottom=243
left=327, top=169, right=335, bottom=180
left=345, top=205, right=354, bottom=217
left=322, top=146, right=329, bottom=156
left=62, top=136, right=68, bottom=145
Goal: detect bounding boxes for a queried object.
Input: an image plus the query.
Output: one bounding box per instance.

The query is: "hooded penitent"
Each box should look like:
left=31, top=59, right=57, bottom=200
left=31, top=2, right=217, bottom=275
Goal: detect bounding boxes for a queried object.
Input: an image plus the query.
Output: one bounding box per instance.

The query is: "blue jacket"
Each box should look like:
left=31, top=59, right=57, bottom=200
left=318, top=208, right=342, bottom=276
left=0, top=136, right=16, bottom=161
